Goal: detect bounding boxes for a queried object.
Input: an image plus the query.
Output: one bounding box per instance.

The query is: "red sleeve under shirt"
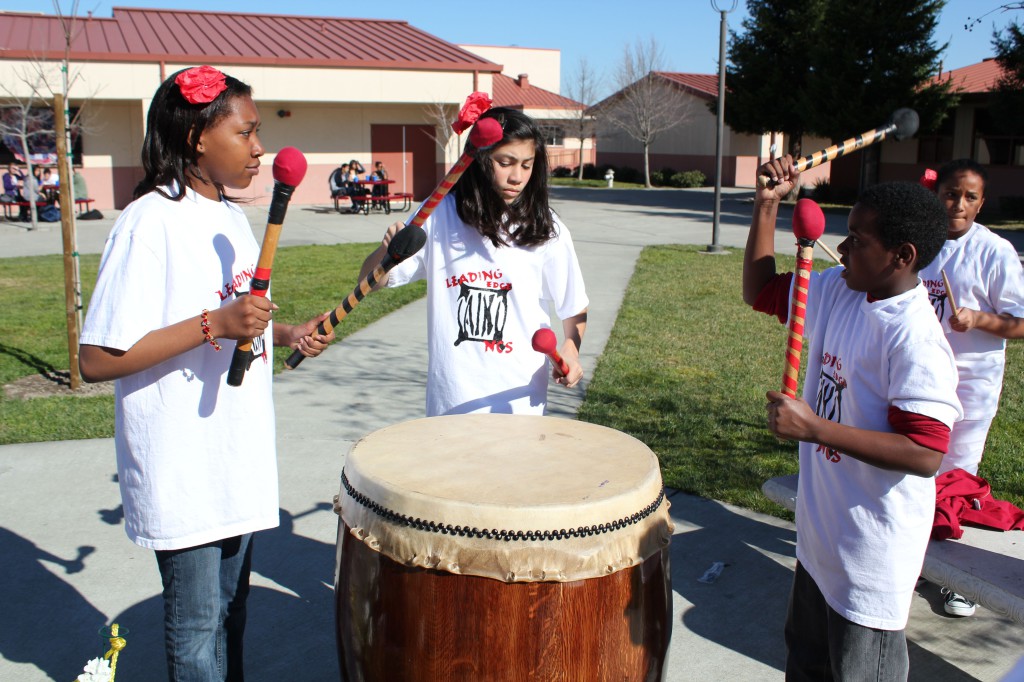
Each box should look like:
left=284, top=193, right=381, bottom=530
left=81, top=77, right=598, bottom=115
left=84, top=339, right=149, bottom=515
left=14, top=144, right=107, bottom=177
left=751, top=274, right=951, bottom=453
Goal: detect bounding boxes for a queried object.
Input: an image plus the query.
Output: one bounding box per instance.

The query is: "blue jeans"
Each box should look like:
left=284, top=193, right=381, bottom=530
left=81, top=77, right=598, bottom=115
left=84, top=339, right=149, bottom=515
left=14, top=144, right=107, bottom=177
left=785, top=561, right=909, bottom=681
left=155, top=534, right=254, bottom=682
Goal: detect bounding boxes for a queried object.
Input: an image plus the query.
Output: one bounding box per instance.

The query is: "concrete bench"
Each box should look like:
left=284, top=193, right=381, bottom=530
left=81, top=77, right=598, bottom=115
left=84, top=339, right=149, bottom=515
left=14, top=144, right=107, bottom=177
left=762, top=473, right=1024, bottom=624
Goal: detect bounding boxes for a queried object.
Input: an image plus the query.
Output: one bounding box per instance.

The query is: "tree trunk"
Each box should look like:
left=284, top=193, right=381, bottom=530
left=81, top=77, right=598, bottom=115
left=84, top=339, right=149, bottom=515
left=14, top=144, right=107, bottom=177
left=643, top=142, right=652, bottom=188
left=577, top=137, right=586, bottom=181
left=788, top=133, right=803, bottom=159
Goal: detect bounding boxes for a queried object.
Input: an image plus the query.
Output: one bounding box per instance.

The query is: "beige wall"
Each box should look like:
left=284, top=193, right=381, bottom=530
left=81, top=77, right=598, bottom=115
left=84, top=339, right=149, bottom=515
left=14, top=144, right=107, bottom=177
left=458, top=45, right=561, bottom=93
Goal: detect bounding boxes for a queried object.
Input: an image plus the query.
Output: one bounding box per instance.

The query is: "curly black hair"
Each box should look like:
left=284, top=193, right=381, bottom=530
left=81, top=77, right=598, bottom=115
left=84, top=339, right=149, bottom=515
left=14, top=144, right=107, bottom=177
left=935, top=158, right=988, bottom=192
left=856, top=181, right=947, bottom=271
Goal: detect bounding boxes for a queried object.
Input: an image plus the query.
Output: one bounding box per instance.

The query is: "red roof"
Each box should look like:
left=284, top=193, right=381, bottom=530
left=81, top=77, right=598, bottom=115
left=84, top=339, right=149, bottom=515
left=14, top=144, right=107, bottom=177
left=491, top=73, right=583, bottom=111
left=0, top=7, right=499, bottom=72
left=654, top=72, right=719, bottom=99
left=934, top=59, right=1005, bottom=94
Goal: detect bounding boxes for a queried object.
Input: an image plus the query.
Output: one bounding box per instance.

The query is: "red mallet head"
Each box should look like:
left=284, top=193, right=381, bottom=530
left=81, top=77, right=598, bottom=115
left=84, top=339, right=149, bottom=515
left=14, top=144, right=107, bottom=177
left=792, top=198, right=826, bottom=242
left=469, top=117, right=503, bottom=149
left=531, top=328, right=558, bottom=355
left=273, top=146, right=307, bottom=188
left=532, top=328, right=569, bottom=376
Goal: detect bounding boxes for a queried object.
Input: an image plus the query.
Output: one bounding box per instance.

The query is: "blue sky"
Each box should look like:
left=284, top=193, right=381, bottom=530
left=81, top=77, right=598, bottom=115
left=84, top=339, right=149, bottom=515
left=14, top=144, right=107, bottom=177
left=9, top=0, right=1020, bottom=98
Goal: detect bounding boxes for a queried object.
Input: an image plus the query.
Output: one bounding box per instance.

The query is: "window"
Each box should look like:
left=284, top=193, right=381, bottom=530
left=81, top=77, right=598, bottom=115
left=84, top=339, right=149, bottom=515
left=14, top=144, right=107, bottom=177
left=917, top=112, right=954, bottom=164
left=973, top=108, right=1024, bottom=166
left=540, top=125, right=565, bottom=147
left=0, top=106, right=83, bottom=166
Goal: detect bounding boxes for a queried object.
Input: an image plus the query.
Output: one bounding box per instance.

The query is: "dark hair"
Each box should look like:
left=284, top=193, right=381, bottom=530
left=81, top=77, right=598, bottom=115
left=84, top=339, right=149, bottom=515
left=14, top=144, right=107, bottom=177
left=134, top=68, right=253, bottom=201
left=935, top=158, right=987, bottom=193
left=856, top=182, right=947, bottom=271
left=454, top=107, right=554, bottom=247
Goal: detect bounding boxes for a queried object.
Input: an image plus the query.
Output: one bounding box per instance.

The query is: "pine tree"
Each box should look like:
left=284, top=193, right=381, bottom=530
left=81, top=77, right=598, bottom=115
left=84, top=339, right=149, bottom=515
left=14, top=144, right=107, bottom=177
left=722, top=0, right=827, bottom=157
left=805, top=0, right=956, bottom=143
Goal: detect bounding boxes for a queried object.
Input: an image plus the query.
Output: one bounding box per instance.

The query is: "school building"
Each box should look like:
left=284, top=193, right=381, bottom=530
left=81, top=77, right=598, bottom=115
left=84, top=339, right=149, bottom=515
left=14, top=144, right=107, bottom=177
left=0, top=8, right=587, bottom=210
left=595, top=61, right=1022, bottom=210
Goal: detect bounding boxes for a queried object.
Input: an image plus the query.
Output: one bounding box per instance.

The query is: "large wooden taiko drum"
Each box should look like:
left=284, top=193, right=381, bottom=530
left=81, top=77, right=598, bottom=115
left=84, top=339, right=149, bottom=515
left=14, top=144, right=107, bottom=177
left=334, top=414, right=674, bottom=681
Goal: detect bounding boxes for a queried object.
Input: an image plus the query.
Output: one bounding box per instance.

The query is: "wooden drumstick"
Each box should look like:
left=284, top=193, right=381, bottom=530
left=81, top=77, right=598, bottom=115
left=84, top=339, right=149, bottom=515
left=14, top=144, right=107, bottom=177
left=941, top=268, right=959, bottom=317
left=783, top=199, right=825, bottom=398
left=227, top=147, right=307, bottom=386
left=816, top=239, right=841, bottom=265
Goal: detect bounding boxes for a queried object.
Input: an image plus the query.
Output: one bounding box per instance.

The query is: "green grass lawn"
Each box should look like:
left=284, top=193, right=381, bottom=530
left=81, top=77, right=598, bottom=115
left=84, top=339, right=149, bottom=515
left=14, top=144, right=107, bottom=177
left=577, top=245, right=1024, bottom=516
left=3, top=243, right=1022, bottom=517
left=549, top=177, right=648, bottom=189
left=0, top=244, right=424, bottom=444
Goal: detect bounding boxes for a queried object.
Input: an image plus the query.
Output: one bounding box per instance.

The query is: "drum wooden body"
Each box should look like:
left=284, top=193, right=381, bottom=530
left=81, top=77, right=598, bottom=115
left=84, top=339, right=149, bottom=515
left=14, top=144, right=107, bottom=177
left=334, top=414, right=674, bottom=681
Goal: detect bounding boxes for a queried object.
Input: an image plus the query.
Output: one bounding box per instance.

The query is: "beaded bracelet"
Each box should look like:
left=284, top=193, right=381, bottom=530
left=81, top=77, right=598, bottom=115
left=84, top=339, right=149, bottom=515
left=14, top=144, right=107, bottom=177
left=200, top=309, right=221, bottom=351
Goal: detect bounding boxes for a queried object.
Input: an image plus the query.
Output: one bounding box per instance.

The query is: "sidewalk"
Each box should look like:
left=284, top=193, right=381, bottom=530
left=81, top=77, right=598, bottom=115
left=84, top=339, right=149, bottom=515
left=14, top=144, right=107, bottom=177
left=2, top=188, right=1021, bottom=681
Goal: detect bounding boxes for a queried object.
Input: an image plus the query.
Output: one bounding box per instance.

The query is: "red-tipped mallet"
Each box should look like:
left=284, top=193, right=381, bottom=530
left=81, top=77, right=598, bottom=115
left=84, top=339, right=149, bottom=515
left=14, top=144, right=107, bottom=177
left=226, top=147, right=307, bottom=386
left=531, top=328, right=569, bottom=377
left=782, top=198, right=826, bottom=398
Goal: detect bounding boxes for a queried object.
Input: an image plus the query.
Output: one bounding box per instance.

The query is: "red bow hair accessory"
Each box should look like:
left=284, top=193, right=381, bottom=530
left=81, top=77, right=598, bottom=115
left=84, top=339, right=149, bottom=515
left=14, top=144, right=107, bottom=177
left=176, top=66, right=228, bottom=105
left=452, top=92, right=493, bottom=134
left=919, top=168, right=938, bottom=191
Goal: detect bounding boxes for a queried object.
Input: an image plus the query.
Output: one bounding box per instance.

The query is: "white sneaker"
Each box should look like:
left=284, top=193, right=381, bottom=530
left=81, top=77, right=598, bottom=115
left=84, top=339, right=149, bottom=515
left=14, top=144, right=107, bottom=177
left=941, top=588, right=976, bottom=617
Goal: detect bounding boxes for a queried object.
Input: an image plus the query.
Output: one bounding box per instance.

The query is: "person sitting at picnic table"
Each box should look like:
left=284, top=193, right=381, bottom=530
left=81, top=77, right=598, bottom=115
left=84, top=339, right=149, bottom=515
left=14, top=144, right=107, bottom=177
left=344, top=163, right=369, bottom=213
left=2, top=163, right=23, bottom=200
left=370, top=160, right=389, bottom=208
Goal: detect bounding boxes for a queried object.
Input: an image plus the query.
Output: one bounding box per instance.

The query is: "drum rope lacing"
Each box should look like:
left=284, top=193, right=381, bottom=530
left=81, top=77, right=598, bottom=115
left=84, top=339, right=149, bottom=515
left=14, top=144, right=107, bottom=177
left=340, top=469, right=665, bottom=541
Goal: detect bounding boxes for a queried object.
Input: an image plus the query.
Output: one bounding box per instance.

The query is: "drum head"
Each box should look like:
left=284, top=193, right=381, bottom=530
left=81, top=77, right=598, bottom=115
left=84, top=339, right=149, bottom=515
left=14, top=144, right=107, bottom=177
left=338, top=414, right=673, bottom=582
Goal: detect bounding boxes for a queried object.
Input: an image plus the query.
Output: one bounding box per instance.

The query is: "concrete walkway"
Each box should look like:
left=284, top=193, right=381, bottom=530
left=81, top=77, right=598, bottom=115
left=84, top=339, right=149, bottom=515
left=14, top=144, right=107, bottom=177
left=1, top=188, right=1021, bottom=681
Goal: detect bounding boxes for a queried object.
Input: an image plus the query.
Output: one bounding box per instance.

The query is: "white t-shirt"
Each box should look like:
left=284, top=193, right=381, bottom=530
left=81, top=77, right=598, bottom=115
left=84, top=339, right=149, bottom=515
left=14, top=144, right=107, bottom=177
left=918, top=222, right=1024, bottom=420
left=387, top=194, right=588, bottom=417
left=81, top=187, right=279, bottom=551
left=795, top=268, right=961, bottom=630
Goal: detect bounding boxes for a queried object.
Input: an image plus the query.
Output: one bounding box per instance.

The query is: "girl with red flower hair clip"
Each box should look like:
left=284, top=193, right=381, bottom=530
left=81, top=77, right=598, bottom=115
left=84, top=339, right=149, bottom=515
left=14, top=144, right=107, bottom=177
left=359, top=106, right=589, bottom=417
left=79, top=66, right=332, bottom=679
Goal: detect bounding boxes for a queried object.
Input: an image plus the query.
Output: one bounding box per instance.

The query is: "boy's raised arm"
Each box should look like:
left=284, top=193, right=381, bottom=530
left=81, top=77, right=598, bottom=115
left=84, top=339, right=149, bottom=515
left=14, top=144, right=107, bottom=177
left=743, top=155, right=801, bottom=306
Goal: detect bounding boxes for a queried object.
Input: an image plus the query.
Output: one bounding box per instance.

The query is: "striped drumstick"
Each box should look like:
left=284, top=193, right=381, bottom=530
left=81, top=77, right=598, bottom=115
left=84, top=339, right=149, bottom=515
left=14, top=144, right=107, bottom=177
left=226, top=147, right=307, bottom=387
left=283, top=98, right=503, bottom=371
left=782, top=199, right=826, bottom=398
left=283, top=224, right=427, bottom=369
left=758, top=108, right=919, bottom=189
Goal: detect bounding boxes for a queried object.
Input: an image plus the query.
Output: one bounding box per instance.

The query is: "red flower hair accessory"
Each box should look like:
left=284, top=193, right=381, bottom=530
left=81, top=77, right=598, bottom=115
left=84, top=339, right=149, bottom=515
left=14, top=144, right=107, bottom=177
left=919, top=168, right=938, bottom=191
left=452, top=92, right=493, bottom=134
left=175, top=66, right=228, bottom=105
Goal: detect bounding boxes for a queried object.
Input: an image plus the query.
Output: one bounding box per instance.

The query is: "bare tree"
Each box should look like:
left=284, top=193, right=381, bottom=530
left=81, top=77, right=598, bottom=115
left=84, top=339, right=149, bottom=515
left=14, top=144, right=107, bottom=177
left=423, top=100, right=459, bottom=168
left=563, top=57, right=601, bottom=180
left=0, top=71, right=54, bottom=230
left=603, top=37, right=691, bottom=188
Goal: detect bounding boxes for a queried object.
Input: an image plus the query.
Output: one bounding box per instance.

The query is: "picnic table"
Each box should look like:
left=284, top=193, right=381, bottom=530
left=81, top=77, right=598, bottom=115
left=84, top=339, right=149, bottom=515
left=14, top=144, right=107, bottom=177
left=332, top=179, right=412, bottom=215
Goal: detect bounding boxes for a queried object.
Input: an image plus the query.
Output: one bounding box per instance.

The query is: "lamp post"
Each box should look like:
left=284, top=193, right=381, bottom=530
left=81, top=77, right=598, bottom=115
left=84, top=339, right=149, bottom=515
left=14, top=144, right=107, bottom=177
left=708, top=0, right=738, bottom=254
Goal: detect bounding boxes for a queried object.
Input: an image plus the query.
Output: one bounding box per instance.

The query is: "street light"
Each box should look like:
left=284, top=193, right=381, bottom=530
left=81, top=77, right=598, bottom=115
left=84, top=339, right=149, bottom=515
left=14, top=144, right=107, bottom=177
left=708, top=0, right=738, bottom=254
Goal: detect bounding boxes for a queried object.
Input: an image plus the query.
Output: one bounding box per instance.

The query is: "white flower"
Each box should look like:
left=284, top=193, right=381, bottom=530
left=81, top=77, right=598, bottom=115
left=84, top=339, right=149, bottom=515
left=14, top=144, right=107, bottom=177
left=76, top=657, right=112, bottom=682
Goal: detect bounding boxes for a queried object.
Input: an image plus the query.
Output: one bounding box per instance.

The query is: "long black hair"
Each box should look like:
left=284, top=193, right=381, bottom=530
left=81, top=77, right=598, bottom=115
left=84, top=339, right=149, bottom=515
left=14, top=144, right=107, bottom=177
left=454, top=107, right=555, bottom=247
left=134, top=68, right=253, bottom=201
